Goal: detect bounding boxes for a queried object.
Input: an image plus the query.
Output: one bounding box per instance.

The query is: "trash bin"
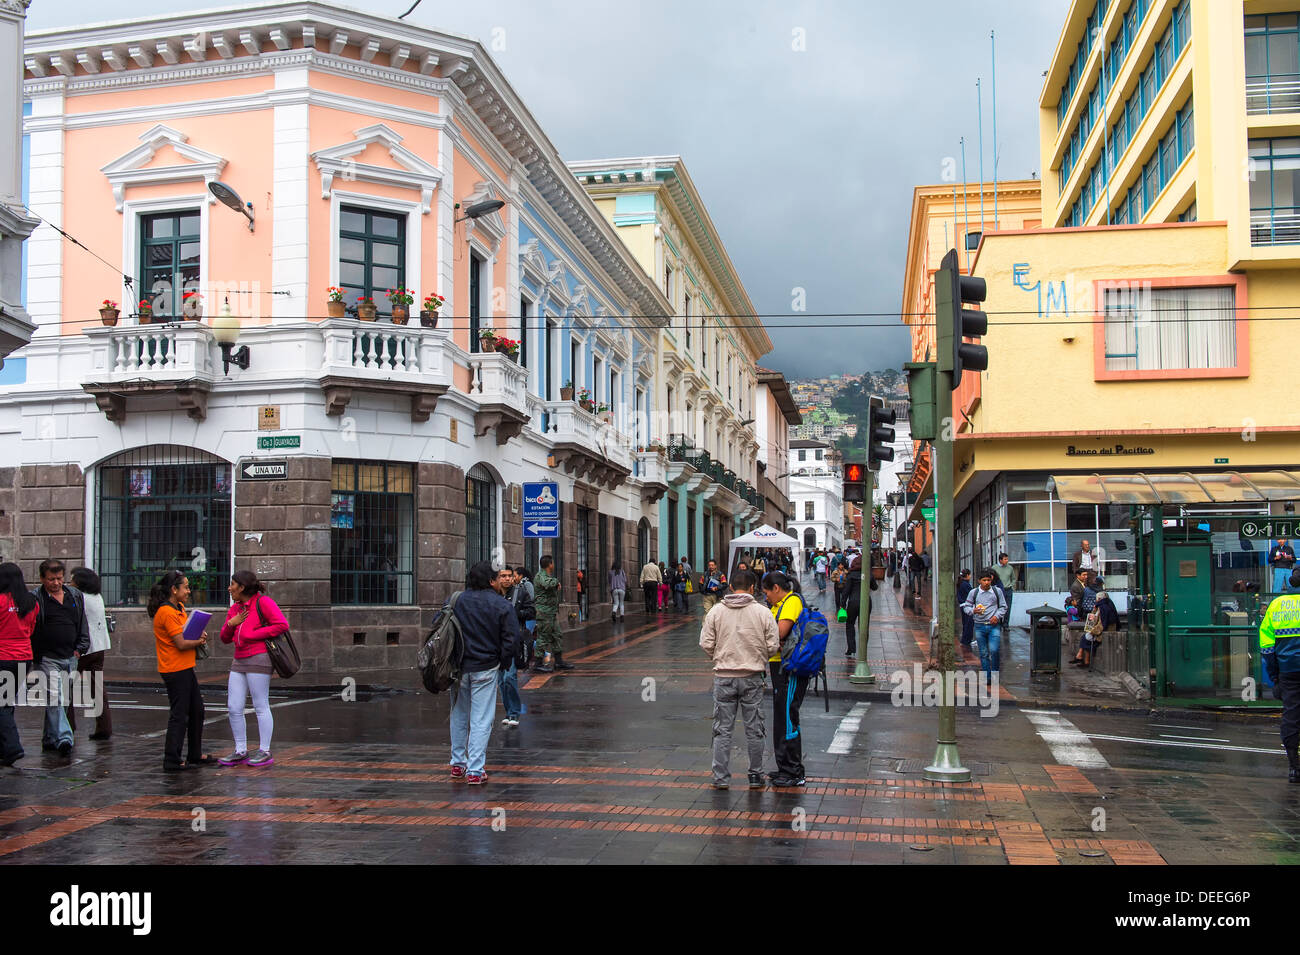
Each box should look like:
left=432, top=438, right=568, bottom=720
left=1028, top=604, right=1068, bottom=675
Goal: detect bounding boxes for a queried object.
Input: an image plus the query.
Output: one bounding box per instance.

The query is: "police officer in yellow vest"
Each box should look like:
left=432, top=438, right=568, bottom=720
left=1261, top=568, right=1300, bottom=783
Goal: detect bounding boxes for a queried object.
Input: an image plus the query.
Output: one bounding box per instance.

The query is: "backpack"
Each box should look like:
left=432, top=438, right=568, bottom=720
left=780, top=597, right=830, bottom=677
left=418, top=592, right=465, bottom=694
left=1081, top=587, right=1097, bottom=615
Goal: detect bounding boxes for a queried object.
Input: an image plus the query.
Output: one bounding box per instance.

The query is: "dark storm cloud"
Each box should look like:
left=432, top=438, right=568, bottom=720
left=29, top=0, right=1070, bottom=378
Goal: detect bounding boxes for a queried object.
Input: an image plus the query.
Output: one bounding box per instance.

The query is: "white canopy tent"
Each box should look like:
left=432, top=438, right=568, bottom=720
left=727, top=524, right=803, bottom=579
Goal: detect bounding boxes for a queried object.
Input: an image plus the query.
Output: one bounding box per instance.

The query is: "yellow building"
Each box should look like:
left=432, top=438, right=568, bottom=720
left=905, top=0, right=1300, bottom=631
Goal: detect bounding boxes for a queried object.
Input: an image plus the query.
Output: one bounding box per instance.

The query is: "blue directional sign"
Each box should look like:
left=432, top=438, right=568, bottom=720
left=523, top=520, right=559, bottom=539
left=522, top=482, right=559, bottom=521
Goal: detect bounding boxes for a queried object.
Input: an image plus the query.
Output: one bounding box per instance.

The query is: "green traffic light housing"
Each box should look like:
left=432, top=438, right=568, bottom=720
left=935, top=248, right=989, bottom=390
left=867, top=395, right=896, bottom=470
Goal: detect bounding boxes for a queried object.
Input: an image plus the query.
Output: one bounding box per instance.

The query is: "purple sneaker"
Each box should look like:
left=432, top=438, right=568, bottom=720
left=246, top=750, right=274, bottom=768
left=218, top=750, right=247, bottom=766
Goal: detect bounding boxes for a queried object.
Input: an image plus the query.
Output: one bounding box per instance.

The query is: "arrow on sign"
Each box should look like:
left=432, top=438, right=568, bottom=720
left=527, top=522, right=555, bottom=534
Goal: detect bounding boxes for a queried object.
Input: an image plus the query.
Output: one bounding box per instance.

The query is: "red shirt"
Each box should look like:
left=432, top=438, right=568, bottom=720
left=0, top=594, right=38, bottom=661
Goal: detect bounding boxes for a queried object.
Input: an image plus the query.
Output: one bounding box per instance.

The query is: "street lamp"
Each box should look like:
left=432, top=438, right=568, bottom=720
left=454, top=198, right=507, bottom=223
left=208, top=181, right=255, bottom=231
left=210, top=301, right=250, bottom=375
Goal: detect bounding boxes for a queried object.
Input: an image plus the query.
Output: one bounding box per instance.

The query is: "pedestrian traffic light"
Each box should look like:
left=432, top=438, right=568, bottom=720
left=867, top=396, right=896, bottom=470
left=934, top=247, right=988, bottom=390
left=843, top=462, right=866, bottom=503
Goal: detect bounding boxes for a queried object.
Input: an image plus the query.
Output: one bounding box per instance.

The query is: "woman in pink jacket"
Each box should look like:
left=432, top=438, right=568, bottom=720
left=217, top=570, right=288, bottom=767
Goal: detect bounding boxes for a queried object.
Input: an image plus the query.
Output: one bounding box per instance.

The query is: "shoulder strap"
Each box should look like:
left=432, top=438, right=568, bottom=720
left=254, top=594, right=269, bottom=628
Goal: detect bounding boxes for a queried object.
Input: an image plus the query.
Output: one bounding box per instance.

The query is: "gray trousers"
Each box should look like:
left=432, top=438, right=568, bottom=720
left=711, top=674, right=766, bottom=782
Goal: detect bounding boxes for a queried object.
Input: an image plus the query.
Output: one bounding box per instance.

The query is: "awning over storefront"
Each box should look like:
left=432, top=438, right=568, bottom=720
left=1050, top=471, right=1300, bottom=505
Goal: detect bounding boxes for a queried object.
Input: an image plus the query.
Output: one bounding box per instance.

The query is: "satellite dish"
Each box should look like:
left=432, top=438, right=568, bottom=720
left=208, top=181, right=255, bottom=231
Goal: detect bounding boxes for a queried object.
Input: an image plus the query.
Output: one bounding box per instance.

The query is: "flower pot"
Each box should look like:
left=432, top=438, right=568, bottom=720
left=560, top=387, right=574, bottom=401
left=390, top=306, right=409, bottom=325
left=357, top=303, right=377, bottom=322
left=99, top=307, right=120, bottom=327
left=420, top=309, right=439, bottom=328
left=580, top=400, right=595, bottom=413
left=327, top=300, right=346, bottom=318
left=599, top=412, right=613, bottom=424
left=137, top=312, right=153, bottom=325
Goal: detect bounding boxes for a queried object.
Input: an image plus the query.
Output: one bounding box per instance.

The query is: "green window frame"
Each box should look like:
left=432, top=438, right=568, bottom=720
left=338, top=206, right=406, bottom=317
left=140, top=211, right=201, bottom=318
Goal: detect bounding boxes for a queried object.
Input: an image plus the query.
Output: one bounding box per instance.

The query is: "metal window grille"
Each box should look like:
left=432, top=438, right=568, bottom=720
left=465, top=463, right=498, bottom=572
left=598, top=513, right=608, bottom=601
left=96, top=445, right=232, bottom=607
left=331, top=461, right=415, bottom=605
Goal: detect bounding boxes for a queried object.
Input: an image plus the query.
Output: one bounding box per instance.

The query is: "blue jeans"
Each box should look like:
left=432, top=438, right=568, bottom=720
left=450, top=667, right=498, bottom=775
left=1274, top=566, right=1293, bottom=594
left=816, top=573, right=827, bottom=592
left=497, top=660, right=524, bottom=720
left=40, top=656, right=77, bottom=748
left=974, top=624, right=1001, bottom=677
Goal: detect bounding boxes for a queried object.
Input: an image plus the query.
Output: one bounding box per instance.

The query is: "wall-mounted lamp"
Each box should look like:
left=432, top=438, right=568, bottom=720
left=208, top=181, right=255, bottom=231
left=454, top=198, right=507, bottom=223
left=211, top=301, right=250, bottom=375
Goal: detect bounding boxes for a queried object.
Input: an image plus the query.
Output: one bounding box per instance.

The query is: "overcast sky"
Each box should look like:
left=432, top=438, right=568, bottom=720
left=27, top=0, right=1070, bottom=380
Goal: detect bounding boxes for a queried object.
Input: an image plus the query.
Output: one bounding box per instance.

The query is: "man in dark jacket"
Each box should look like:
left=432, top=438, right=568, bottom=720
left=842, top=556, right=873, bottom=657
left=956, top=570, right=975, bottom=650
left=499, top=568, right=534, bottom=725
left=31, top=559, right=90, bottom=756
left=447, top=561, right=518, bottom=784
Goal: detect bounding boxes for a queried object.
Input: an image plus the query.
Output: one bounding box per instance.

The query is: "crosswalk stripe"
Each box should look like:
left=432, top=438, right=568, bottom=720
left=1022, top=709, right=1110, bottom=769
left=826, top=702, right=870, bottom=755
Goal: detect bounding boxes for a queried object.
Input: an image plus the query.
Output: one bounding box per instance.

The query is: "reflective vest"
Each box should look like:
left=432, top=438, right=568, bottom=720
left=1260, top=593, right=1300, bottom=674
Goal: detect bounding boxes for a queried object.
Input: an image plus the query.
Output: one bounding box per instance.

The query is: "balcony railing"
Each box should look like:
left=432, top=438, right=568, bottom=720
left=1247, top=76, right=1300, bottom=115
left=1251, top=209, right=1300, bottom=246
left=468, top=351, right=528, bottom=413
left=321, top=321, right=453, bottom=383
left=84, top=322, right=217, bottom=382
left=543, top=400, right=633, bottom=470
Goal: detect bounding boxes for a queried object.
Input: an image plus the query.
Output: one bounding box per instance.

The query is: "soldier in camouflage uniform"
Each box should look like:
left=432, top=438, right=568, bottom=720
left=532, top=556, right=572, bottom=672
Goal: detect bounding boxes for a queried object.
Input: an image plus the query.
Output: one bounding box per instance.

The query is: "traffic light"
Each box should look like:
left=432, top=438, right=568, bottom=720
left=934, top=247, right=988, bottom=390
left=843, top=462, right=866, bottom=503
left=867, top=396, right=896, bottom=470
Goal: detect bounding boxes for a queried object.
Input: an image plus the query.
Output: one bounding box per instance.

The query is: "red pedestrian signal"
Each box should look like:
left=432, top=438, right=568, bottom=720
left=843, top=461, right=866, bottom=503
left=846, top=463, right=863, bottom=482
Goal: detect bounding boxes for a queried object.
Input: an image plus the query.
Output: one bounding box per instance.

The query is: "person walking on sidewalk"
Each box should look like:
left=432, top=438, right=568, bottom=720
left=994, top=553, right=1016, bottom=628
left=217, top=570, right=287, bottom=768
left=956, top=569, right=975, bottom=650
left=673, top=561, right=691, bottom=613
left=608, top=560, right=627, bottom=622
left=533, top=555, right=569, bottom=673
left=69, top=567, right=112, bottom=741
left=30, top=559, right=90, bottom=757
left=842, top=555, right=872, bottom=657
left=813, top=552, right=829, bottom=594
left=447, top=561, right=518, bottom=785
left=1271, top=539, right=1297, bottom=595
left=700, top=569, right=780, bottom=790
left=962, top=569, right=1006, bottom=686
left=640, top=557, right=662, bottom=613
left=0, top=563, right=38, bottom=767
left=511, top=566, right=537, bottom=671
left=762, top=570, right=809, bottom=787
left=499, top=566, right=533, bottom=725
left=149, top=570, right=215, bottom=772
left=700, top=559, right=727, bottom=613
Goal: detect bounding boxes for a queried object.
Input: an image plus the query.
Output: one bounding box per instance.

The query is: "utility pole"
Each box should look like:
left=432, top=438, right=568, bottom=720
left=923, top=249, right=986, bottom=783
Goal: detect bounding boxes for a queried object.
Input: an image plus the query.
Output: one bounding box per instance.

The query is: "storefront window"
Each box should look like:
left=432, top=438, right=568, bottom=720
left=331, top=461, right=414, bottom=605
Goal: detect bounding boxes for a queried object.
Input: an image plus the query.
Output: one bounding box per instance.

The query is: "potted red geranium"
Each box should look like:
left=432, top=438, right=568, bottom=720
left=356, top=295, right=377, bottom=321
left=326, top=286, right=346, bottom=318
left=421, top=292, right=444, bottom=328
left=99, top=299, right=120, bottom=327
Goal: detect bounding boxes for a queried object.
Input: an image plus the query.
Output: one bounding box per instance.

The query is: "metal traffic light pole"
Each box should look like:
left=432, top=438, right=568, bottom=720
left=849, top=461, right=875, bottom=685
left=923, top=249, right=977, bottom=783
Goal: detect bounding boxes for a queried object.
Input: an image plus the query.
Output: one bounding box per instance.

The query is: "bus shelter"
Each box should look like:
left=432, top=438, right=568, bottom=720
left=1051, top=471, right=1300, bottom=708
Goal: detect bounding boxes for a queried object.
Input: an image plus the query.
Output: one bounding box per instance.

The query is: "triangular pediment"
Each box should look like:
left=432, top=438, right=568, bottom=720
left=462, top=181, right=507, bottom=246
left=100, top=124, right=227, bottom=212
left=311, top=124, right=442, bottom=214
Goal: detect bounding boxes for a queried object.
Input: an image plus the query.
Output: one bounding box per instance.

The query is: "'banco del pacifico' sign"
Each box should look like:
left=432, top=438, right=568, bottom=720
left=1066, top=444, right=1155, bottom=457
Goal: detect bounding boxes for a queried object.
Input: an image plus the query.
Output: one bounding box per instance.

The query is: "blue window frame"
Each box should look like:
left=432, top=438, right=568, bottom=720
left=1246, top=14, right=1300, bottom=113
left=1250, top=137, right=1300, bottom=245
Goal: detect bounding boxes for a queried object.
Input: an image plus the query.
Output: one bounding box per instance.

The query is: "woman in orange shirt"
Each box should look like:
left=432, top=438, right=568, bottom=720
left=149, top=570, right=213, bottom=772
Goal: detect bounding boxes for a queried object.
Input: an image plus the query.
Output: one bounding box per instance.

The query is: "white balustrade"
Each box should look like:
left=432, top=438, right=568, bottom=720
left=320, top=319, right=452, bottom=386
left=543, top=399, right=634, bottom=469
left=84, top=322, right=216, bottom=382
left=468, top=351, right=529, bottom=414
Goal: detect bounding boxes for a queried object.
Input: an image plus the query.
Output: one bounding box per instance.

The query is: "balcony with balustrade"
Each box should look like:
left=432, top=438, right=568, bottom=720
left=666, top=435, right=711, bottom=494
left=320, top=320, right=454, bottom=422
left=83, top=320, right=219, bottom=421
left=539, top=398, right=632, bottom=491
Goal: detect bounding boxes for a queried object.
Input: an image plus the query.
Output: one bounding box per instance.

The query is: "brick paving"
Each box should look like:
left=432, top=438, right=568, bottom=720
left=0, top=577, right=1294, bottom=864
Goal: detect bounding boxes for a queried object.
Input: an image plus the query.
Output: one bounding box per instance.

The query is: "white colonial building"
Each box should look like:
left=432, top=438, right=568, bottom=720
left=786, top=439, right=842, bottom=553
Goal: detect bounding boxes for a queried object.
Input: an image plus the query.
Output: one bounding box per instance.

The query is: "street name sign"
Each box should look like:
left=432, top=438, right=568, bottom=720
left=241, top=460, right=288, bottom=480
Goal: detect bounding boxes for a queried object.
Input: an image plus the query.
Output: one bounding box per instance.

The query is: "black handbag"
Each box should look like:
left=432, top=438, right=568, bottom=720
left=255, top=596, right=300, bottom=678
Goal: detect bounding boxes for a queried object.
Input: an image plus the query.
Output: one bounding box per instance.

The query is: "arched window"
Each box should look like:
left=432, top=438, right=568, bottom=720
left=95, top=445, right=232, bottom=607
left=465, top=464, right=498, bottom=572
left=803, top=528, right=817, bottom=550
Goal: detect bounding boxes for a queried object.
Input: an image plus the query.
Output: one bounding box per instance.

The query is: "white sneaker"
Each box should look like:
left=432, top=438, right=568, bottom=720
left=501, top=716, right=512, bottom=725
left=507, top=717, right=519, bottom=726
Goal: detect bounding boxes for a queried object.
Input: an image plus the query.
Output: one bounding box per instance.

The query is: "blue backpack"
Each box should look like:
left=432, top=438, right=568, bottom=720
left=780, top=597, right=830, bottom=677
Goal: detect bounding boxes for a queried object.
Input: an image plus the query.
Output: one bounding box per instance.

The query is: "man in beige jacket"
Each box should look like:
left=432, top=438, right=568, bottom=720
left=699, top=568, right=781, bottom=790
